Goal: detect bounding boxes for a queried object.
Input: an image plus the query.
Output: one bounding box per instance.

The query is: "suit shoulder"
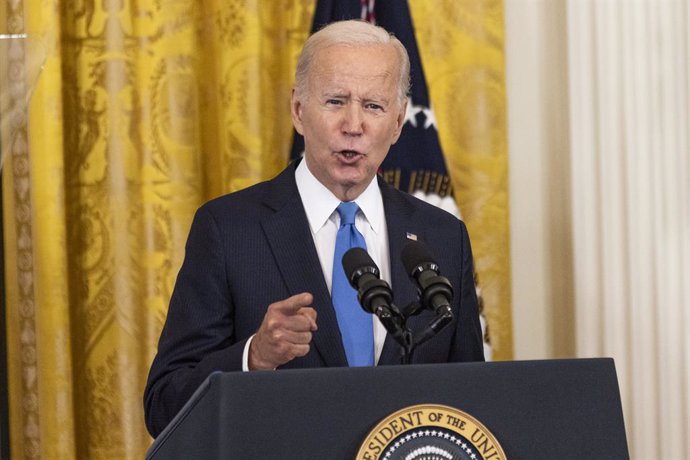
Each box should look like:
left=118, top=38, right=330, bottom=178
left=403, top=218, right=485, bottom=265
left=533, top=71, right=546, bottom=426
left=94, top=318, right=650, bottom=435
left=198, top=163, right=297, bottom=218
left=388, top=186, right=466, bottom=228
left=201, top=179, right=271, bottom=213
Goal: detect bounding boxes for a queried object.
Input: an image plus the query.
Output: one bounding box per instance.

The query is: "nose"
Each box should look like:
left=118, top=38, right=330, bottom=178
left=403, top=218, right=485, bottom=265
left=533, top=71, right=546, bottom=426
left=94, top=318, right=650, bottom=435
left=341, top=105, right=364, bottom=136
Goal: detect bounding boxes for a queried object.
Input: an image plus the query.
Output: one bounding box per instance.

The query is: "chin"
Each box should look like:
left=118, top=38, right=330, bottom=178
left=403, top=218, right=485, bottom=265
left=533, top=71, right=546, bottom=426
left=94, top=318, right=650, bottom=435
left=333, top=170, right=367, bottom=187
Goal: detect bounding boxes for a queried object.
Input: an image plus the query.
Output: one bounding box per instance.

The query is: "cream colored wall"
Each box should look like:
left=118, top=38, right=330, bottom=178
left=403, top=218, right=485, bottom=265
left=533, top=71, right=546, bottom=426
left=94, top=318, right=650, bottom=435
left=504, top=0, right=575, bottom=360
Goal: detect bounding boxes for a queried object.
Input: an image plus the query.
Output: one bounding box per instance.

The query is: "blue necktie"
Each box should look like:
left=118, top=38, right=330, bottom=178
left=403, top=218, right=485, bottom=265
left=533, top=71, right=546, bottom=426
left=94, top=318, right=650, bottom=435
left=331, top=202, right=374, bottom=366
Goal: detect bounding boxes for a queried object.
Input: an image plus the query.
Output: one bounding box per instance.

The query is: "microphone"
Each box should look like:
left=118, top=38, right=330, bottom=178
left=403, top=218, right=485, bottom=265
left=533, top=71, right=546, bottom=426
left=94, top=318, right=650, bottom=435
left=401, top=241, right=454, bottom=317
left=341, top=247, right=399, bottom=319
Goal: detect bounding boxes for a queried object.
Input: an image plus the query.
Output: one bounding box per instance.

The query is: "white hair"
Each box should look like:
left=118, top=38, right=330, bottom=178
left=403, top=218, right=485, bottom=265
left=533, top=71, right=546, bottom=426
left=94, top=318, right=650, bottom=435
left=294, top=20, right=411, bottom=105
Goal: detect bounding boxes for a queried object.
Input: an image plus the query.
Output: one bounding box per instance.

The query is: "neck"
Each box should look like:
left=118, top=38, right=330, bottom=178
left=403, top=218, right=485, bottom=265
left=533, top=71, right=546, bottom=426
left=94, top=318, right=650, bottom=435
left=332, top=184, right=367, bottom=202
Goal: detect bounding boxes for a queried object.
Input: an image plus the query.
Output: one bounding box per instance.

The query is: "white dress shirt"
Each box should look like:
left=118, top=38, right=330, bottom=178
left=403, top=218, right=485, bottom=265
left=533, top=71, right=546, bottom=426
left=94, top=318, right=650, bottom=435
left=242, top=159, right=390, bottom=370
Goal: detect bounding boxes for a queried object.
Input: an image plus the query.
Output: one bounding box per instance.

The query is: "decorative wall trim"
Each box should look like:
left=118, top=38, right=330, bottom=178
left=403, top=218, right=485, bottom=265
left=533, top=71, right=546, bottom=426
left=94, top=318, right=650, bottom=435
left=6, top=0, right=41, bottom=456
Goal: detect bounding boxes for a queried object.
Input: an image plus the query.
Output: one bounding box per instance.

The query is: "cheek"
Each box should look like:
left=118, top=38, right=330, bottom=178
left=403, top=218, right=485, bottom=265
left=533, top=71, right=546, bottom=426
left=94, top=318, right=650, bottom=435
left=377, top=124, right=400, bottom=147
left=309, top=118, right=336, bottom=139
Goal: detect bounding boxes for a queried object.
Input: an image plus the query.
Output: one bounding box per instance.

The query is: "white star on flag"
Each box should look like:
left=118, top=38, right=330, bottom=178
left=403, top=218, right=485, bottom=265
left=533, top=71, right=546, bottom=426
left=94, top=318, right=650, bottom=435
left=422, top=105, right=437, bottom=129
left=404, top=96, right=424, bottom=127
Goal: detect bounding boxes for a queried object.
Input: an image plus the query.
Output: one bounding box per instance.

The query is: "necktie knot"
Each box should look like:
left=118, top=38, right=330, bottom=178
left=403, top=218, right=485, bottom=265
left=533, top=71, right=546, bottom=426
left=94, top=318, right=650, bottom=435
left=337, top=201, right=359, bottom=226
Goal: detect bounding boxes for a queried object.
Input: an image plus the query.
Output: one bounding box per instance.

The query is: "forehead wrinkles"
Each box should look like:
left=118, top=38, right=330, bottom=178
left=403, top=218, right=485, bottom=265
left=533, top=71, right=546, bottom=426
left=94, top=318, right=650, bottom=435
left=308, top=44, right=399, bottom=95
left=317, top=71, right=394, bottom=97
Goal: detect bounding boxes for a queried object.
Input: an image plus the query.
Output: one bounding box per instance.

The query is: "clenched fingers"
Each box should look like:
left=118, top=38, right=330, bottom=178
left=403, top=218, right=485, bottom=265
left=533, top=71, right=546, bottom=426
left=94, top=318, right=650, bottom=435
left=249, top=293, right=318, bottom=370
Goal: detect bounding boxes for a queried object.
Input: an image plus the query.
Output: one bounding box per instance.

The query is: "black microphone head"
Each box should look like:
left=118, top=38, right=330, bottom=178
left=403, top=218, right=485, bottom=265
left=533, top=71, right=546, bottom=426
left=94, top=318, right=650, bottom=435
left=401, top=240, right=438, bottom=277
left=342, top=247, right=379, bottom=285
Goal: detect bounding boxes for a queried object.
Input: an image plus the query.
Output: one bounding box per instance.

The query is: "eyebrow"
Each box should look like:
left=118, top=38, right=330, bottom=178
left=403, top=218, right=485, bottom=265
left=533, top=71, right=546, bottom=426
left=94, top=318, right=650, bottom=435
left=322, top=90, right=349, bottom=98
left=321, top=91, right=391, bottom=105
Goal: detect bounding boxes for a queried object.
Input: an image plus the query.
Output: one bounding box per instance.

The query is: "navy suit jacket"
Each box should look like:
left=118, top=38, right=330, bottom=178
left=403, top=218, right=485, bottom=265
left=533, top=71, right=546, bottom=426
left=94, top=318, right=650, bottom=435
left=144, top=161, right=484, bottom=437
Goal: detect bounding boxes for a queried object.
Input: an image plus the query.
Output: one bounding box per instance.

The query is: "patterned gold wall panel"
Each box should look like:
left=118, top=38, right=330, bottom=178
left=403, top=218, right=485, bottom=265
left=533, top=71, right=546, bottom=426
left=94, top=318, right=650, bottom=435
left=2, top=1, right=509, bottom=458
left=409, top=0, right=512, bottom=361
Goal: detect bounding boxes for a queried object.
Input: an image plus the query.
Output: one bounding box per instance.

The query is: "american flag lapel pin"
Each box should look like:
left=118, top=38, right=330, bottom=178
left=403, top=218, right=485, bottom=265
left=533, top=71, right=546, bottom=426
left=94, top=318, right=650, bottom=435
left=406, top=232, right=417, bottom=241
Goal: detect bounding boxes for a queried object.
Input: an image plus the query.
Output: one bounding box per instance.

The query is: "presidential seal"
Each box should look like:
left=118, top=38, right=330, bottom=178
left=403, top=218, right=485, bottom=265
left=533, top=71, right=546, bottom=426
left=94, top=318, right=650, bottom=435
left=356, top=404, right=507, bottom=460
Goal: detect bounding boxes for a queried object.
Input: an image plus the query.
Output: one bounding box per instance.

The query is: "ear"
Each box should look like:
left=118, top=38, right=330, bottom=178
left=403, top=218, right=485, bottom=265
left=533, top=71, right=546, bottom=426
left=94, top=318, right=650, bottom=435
left=291, top=89, right=305, bottom=135
left=390, top=98, right=408, bottom=144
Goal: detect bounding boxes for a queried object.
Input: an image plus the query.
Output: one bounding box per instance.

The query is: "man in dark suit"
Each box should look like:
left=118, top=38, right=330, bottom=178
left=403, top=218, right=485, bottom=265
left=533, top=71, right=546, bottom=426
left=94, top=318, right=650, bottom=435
left=144, top=19, right=484, bottom=438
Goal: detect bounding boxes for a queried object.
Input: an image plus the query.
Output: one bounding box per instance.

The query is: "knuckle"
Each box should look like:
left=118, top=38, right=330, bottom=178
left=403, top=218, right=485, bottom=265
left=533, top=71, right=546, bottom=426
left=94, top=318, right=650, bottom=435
left=266, top=316, right=281, bottom=331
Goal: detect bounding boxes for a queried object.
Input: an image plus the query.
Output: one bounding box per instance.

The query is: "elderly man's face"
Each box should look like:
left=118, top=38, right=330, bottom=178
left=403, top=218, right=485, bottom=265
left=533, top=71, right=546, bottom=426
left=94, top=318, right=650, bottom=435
left=291, top=43, right=407, bottom=201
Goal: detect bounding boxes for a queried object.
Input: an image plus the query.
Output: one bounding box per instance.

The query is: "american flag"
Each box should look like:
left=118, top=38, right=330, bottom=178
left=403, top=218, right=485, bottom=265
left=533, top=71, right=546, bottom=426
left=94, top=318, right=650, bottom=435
left=290, top=0, right=492, bottom=359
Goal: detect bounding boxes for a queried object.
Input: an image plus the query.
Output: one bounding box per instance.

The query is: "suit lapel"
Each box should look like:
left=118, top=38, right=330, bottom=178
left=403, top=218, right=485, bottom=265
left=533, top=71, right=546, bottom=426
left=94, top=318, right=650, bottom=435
left=261, top=163, right=348, bottom=367
left=377, top=180, right=426, bottom=365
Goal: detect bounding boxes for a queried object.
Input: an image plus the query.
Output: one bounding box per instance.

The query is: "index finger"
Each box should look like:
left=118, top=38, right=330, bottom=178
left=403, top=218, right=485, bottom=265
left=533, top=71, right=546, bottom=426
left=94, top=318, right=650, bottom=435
left=271, top=292, right=313, bottom=314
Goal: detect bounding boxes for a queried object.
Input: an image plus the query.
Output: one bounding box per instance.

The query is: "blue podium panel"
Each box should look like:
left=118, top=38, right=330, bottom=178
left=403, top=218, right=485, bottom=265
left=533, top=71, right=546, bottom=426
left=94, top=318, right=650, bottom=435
left=147, top=358, right=629, bottom=459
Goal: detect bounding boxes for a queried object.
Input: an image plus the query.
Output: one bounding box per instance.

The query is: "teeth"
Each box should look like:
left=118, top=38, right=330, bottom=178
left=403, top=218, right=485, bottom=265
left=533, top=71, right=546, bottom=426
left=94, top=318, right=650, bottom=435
left=342, top=151, right=357, bottom=158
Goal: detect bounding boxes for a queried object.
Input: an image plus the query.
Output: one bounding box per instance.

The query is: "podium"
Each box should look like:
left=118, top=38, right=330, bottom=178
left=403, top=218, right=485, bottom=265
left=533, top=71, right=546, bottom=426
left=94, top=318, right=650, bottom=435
left=146, top=358, right=629, bottom=459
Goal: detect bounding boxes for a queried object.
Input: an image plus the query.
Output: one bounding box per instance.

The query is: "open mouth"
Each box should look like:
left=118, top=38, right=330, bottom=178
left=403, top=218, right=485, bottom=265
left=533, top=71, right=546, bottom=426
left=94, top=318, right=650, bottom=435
left=338, top=150, right=363, bottom=159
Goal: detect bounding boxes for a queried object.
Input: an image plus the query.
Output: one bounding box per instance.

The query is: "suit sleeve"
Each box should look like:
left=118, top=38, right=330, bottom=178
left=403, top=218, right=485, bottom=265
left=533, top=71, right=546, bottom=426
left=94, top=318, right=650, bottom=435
left=449, top=221, right=485, bottom=362
left=143, top=206, right=248, bottom=437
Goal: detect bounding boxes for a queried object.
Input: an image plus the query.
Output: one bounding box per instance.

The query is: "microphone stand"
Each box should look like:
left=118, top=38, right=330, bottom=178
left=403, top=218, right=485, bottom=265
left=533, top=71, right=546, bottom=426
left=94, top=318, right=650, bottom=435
left=376, top=301, right=453, bottom=365
left=373, top=306, right=412, bottom=364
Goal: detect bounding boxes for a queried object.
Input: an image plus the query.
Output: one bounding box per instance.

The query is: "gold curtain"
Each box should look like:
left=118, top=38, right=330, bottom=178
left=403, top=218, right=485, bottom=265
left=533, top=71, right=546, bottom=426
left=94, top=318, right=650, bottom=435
left=1, top=1, right=510, bottom=458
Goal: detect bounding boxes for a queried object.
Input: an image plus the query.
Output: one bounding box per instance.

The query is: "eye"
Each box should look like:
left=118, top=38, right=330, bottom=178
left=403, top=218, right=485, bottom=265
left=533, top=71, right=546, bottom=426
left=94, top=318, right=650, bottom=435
left=326, top=99, right=344, bottom=106
left=365, top=103, right=384, bottom=111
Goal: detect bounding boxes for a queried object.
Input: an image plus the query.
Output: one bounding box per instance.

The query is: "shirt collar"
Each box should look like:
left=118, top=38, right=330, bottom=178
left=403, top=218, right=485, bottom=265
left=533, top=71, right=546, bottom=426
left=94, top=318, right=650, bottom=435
left=295, top=158, right=384, bottom=235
